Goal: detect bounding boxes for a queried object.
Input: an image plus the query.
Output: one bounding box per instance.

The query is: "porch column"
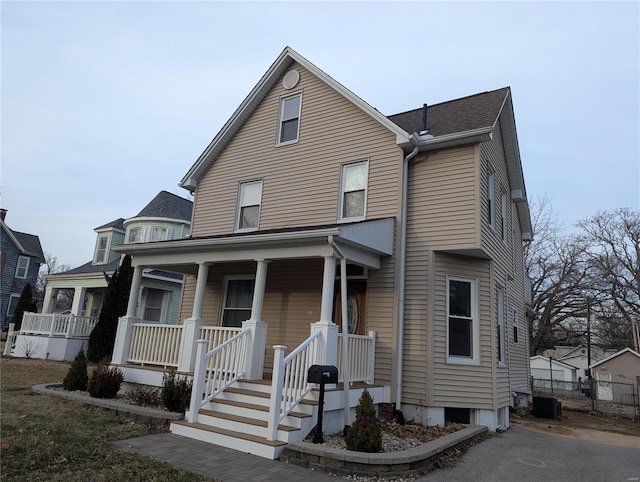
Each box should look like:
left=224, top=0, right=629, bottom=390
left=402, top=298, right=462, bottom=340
left=113, top=266, right=144, bottom=365
left=190, top=262, right=211, bottom=321
left=177, top=262, right=211, bottom=373
left=125, top=266, right=144, bottom=318
left=243, top=259, right=269, bottom=379
left=311, top=255, right=338, bottom=367
left=42, top=286, right=56, bottom=314
left=70, top=287, right=86, bottom=316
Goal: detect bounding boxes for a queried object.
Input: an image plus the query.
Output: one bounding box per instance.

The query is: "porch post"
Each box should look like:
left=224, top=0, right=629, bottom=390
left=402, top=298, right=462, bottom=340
left=113, top=265, right=144, bottom=365
left=311, top=255, right=338, bottom=367
left=243, top=259, right=269, bottom=379
left=177, top=262, right=211, bottom=373
left=126, top=266, right=144, bottom=318
left=70, top=287, right=86, bottom=316
left=42, top=286, right=56, bottom=314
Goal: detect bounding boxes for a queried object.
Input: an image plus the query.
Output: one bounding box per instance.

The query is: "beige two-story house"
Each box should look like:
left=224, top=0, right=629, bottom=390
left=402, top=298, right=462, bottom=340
left=112, top=47, right=533, bottom=458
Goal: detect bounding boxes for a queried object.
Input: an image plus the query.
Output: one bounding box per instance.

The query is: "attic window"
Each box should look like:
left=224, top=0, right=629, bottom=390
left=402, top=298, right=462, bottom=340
left=94, top=234, right=110, bottom=264
left=277, top=93, right=301, bottom=145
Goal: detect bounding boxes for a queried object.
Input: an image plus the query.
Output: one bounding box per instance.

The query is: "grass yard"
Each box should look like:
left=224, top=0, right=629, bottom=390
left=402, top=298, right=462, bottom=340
left=0, top=356, right=217, bottom=482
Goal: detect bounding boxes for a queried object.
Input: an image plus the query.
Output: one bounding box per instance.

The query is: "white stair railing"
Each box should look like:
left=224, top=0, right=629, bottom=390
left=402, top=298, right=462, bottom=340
left=337, top=331, right=376, bottom=383
left=267, top=331, right=321, bottom=441
left=188, top=328, right=250, bottom=423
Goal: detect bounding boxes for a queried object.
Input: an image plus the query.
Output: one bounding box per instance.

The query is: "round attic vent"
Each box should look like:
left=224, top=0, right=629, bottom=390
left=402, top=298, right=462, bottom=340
left=282, top=70, right=300, bottom=89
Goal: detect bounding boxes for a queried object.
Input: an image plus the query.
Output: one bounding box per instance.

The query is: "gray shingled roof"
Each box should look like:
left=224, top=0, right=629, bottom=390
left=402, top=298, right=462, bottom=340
left=12, top=229, right=45, bottom=262
left=134, top=191, right=193, bottom=221
left=59, top=259, right=120, bottom=276
left=387, top=87, right=509, bottom=137
left=94, top=218, right=125, bottom=231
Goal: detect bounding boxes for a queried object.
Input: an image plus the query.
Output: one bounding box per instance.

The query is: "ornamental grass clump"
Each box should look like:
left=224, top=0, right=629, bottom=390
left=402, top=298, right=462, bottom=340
left=62, top=347, right=88, bottom=391
left=161, top=369, right=192, bottom=413
left=87, top=362, right=123, bottom=399
left=345, top=388, right=382, bottom=453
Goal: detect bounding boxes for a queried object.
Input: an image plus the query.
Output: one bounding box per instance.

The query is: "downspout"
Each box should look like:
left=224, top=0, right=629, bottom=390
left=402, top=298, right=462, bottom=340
left=329, top=236, right=351, bottom=427
left=396, top=138, right=420, bottom=412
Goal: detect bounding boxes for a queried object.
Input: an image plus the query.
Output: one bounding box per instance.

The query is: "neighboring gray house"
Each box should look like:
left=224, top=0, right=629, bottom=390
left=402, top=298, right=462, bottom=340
left=0, top=209, right=45, bottom=330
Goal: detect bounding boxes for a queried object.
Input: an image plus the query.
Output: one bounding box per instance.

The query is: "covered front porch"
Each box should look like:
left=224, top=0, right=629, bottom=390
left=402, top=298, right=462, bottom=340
left=111, top=219, right=395, bottom=458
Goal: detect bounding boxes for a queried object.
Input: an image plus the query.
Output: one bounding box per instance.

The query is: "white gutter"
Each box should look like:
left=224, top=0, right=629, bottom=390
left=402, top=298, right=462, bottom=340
left=329, top=236, right=351, bottom=427
left=395, top=139, right=420, bottom=411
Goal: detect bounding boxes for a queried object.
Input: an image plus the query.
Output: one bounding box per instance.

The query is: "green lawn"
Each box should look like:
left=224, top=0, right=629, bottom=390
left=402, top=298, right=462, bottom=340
left=0, top=356, right=216, bottom=482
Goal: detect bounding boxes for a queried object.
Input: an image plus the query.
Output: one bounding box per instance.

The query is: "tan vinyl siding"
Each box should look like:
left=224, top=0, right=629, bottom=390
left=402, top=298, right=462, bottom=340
left=192, top=62, right=402, bottom=236
left=432, top=253, right=494, bottom=409
left=407, top=147, right=479, bottom=252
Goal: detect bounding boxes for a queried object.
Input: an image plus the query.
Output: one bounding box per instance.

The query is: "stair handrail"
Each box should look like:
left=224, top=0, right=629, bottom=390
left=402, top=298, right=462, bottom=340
left=266, top=330, right=321, bottom=441
left=188, top=327, right=250, bottom=423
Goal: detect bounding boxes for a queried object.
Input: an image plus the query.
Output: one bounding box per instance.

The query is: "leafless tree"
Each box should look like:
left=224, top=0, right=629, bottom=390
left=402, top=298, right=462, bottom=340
left=37, top=253, right=73, bottom=312
left=578, top=208, right=640, bottom=351
left=525, top=197, right=590, bottom=355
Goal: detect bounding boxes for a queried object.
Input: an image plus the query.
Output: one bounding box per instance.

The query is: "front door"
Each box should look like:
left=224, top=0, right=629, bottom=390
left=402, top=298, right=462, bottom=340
left=333, top=280, right=366, bottom=335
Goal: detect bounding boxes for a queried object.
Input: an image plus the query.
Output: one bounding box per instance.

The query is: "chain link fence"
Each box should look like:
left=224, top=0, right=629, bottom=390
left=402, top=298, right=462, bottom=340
left=532, top=377, right=639, bottom=421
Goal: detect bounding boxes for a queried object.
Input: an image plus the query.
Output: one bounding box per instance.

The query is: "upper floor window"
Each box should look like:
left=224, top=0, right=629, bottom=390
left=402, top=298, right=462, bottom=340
left=126, top=226, right=172, bottom=244
left=277, top=93, right=301, bottom=145
left=221, top=277, right=255, bottom=327
left=512, top=308, right=519, bottom=344
left=447, top=276, right=478, bottom=364
left=94, top=234, right=110, bottom=264
left=6, top=294, right=20, bottom=317
left=236, top=180, right=263, bottom=232
left=339, top=161, right=368, bottom=222
left=15, top=256, right=30, bottom=279
left=501, top=192, right=508, bottom=244
left=149, top=226, right=169, bottom=242
left=487, top=171, right=496, bottom=229
left=127, top=227, right=143, bottom=243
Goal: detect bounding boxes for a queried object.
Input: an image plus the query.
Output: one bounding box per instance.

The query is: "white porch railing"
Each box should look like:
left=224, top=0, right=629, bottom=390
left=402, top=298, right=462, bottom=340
left=200, top=326, right=243, bottom=351
left=128, top=323, right=184, bottom=367
left=188, top=329, right=250, bottom=423
left=267, top=331, right=321, bottom=441
left=337, top=331, right=376, bottom=383
left=20, top=312, right=98, bottom=338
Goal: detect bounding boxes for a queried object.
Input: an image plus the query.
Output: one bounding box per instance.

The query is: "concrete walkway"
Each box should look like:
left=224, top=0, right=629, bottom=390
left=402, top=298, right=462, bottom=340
left=113, top=433, right=340, bottom=482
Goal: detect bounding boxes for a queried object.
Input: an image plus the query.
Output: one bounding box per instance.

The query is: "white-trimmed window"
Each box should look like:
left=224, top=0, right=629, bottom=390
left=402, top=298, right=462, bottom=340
left=488, top=171, right=496, bottom=229
left=512, top=308, right=519, bottom=344
left=149, top=226, right=170, bottom=242
left=94, top=234, right=110, bottom=264
left=501, top=192, right=508, bottom=244
left=497, top=286, right=505, bottom=364
left=221, top=277, right=255, bottom=327
left=339, top=161, right=368, bottom=221
left=277, top=93, right=302, bottom=145
left=6, top=294, right=20, bottom=317
left=447, top=276, right=478, bottom=363
left=142, top=288, right=167, bottom=322
left=127, top=227, right=143, bottom=243
left=236, top=180, right=263, bottom=232
left=15, top=256, right=30, bottom=279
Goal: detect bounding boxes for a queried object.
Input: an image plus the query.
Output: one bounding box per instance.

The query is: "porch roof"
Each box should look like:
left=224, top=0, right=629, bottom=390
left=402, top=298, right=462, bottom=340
left=114, top=218, right=395, bottom=275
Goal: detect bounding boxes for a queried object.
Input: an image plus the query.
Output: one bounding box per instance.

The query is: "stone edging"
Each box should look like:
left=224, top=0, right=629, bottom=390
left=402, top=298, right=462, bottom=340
left=32, top=383, right=183, bottom=426
left=280, top=425, right=488, bottom=477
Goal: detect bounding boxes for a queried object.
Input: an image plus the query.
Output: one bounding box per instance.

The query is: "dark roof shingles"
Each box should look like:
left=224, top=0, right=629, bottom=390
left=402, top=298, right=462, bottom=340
left=135, top=191, right=193, bottom=221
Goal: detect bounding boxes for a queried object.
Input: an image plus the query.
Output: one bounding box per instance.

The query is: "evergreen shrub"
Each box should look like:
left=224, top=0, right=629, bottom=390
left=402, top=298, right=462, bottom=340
left=161, top=370, right=192, bottom=413
left=87, top=362, right=123, bottom=399
left=345, top=388, right=382, bottom=453
left=62, top=347, right=88, bottom=391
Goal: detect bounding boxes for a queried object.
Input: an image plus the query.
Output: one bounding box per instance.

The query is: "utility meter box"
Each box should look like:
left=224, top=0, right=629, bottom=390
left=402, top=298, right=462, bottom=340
left=307, top=365, right=338, bottom=384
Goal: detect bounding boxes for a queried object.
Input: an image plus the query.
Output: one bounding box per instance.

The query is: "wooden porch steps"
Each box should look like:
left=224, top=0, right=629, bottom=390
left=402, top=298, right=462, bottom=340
left=199, top=409, right=299, bottom=432
left=203, top=398, right=313, bottom=419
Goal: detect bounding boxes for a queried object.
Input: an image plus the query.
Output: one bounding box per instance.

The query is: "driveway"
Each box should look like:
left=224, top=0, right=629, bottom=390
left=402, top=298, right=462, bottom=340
left=418, top=425, right=640, bottom=482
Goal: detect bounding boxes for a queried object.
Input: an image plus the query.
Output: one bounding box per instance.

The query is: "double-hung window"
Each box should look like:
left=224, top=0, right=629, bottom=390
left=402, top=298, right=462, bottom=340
left=94, top=234, right=110, bottom=264
left=512, top=308, right=519, bottom=344
left=501, top=192, right=508, bottom=244
left=15, top=256, right=30, bottom=279
left=447, top=276, right=478, bottom=363
left=221, top=278, right=255, bottom=327
left=236, top=180, right=263, bottom=232
left=142, top=288, right=166, bottom=322
left=339, top=161, right=368, bottom=221
left=127, top=227, right=143, bottom=243
left=497, top=286, right=505, bottom=364
left=7, top=294, right=20, bottom=317
left=149, top=226, right=169, bottom=242
left=277, top=93, right=301, bottom=145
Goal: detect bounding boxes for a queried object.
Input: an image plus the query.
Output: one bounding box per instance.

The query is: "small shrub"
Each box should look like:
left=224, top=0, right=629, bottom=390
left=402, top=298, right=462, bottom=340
left=345, top=388, right=382, bottom=453
left=128, top=385, right=160, bottom=407
left=87, top=362, right=123, bottom=399
left=161, top=370, right=192, bottom=413
left=63, top=348, right=88, bottom=391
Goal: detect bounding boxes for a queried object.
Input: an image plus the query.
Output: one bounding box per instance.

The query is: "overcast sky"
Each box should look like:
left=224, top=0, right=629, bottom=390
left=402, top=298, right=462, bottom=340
left=2, top=1, right=638, bottom=268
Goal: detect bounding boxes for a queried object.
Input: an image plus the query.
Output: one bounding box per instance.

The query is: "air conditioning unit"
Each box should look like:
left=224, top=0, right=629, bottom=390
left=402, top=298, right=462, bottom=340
left=532, top=396, right=562, bottom=420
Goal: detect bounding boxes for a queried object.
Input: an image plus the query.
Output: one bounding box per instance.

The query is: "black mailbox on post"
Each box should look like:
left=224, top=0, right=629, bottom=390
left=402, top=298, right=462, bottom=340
left=308, top=365, right=338, bottom=384
left=308, top=364, right=338, bottom=443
